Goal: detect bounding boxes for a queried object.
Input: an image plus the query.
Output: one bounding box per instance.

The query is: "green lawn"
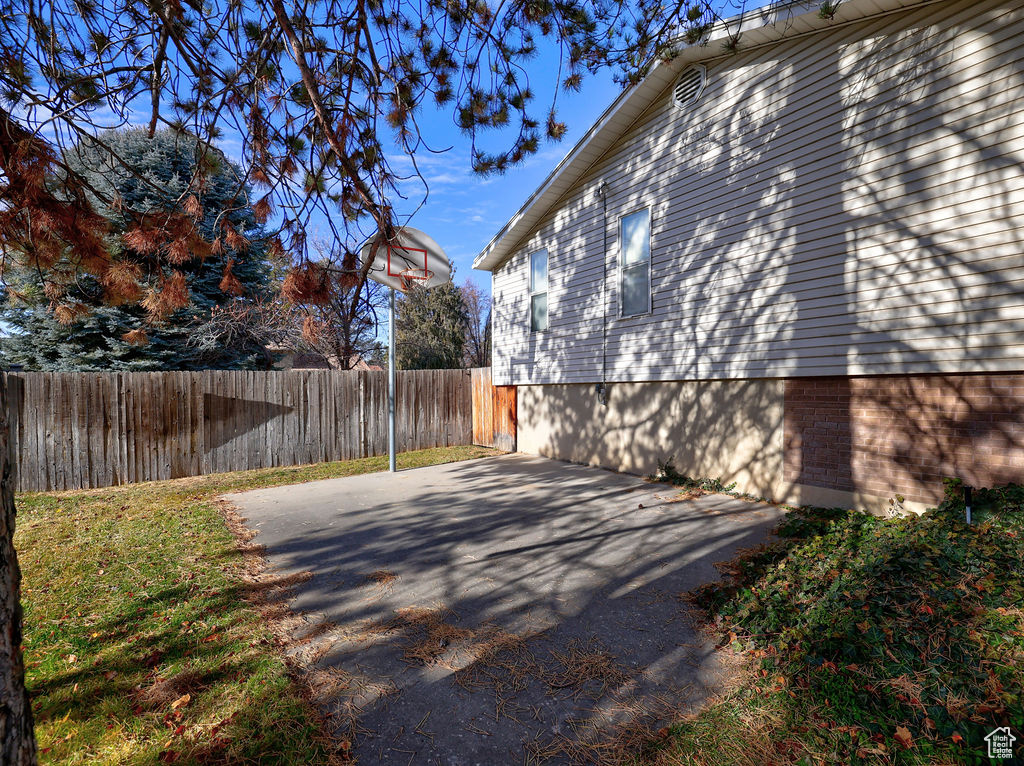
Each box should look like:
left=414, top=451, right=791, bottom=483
left=640, top=481, right=1024, bottom=766
left=16, top=445, right=498, bottom=765
left=21, top=448, right=1021, bottom=765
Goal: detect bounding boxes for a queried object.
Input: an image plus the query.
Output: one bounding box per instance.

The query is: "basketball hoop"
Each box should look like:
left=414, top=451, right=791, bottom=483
left=398, top=267, right=434, bottom=291
left=356, top=225, right=451, bottom=475
left=359, top=228, right=450, bottom=293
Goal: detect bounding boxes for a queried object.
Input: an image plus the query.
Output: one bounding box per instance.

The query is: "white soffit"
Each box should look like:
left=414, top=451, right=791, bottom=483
left=472, top=0, right=944, bottom=272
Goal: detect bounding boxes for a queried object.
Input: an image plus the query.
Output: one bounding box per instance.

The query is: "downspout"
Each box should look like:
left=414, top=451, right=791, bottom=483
left=596, top=181, right=610, bottom=406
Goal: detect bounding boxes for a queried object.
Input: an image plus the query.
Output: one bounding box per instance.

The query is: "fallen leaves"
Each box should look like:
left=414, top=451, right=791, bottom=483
left=689, top=486, right=1024, bottom=762
left=893, top=725, right=914, bottom=749
left=170, top=694, right=191, bottom=711
left=856, top=744, right=887, bottom=758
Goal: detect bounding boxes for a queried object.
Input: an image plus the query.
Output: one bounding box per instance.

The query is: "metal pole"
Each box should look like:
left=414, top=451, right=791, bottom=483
left=388, top=287, right=396, bottom=472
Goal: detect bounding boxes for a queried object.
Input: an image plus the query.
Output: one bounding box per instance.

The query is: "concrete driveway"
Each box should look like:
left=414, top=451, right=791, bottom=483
left=225, top=454, right=785, bottom=765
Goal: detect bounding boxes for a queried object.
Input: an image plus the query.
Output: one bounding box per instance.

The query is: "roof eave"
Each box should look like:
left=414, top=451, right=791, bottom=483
left=472, top=55, right=675, bottom=271
left=472, top=0, right=925, bottom=272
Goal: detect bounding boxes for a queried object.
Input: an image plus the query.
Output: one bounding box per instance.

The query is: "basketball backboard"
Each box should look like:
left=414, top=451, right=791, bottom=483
left=359, top=227, right=450, bottom=292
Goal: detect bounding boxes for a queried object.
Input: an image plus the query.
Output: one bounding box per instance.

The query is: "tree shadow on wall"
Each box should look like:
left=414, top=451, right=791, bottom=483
left=501, top=0, right=1024, bottom=505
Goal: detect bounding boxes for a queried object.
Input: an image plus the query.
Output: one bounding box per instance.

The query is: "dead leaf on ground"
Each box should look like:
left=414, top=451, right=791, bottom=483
left=171, top=693, right=191, bottom=710
left=894, top=725, right=914, bottom=749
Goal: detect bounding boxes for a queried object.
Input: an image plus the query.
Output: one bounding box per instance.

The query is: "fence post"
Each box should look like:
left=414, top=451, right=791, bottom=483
left=358, top=372, right=366, bottom=458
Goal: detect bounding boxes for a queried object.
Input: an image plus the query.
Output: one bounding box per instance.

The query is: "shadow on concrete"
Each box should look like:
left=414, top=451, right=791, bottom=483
left=225, top=454, right=786, bottom=764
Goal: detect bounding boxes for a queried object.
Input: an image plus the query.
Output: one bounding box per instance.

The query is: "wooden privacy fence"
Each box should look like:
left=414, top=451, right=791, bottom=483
left=4, top=369, right=472, bottom=492
left=471, top=367, right=517, bottom=452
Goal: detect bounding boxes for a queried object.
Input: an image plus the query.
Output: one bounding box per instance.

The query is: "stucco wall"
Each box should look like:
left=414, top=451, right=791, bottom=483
left=518, top=373, right=1024, bottom=514
left=517, top=379, right=786, bottom=500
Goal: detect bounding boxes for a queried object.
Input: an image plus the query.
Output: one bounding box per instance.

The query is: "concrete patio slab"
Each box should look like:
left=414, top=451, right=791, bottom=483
left=224, top=454, right=785, bottom=765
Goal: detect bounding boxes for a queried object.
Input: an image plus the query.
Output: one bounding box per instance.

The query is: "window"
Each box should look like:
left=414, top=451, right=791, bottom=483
left=529, top=249, right=548, bottom=331
left=620, top=209, right=651, bottom=317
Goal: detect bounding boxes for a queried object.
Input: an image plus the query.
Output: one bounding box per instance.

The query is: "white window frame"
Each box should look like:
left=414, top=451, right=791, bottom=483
left=529, top=248, right=549, bottom=332
left=619, top=207, right=651, bottom=318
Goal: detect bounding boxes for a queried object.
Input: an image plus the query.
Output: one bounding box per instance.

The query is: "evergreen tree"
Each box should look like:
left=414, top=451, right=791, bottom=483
left=395, top=281, right=469, bottom=370
left=0, top=129, right=271, bottom=370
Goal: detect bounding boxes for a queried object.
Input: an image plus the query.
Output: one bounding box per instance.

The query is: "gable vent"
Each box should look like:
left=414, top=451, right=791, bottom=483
left=672, top=65, right=706, bottom=109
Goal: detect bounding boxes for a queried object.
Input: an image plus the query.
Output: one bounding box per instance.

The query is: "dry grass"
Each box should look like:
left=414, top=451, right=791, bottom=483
left=398, top=613, right=475, bottom=666
left=525, top=693, right=687, bottom=766
left=523, top=646, right=709, bottom=766
left=343, top=605, right=532, bottom=675
left=453, top=628, right=535, bottom=693
left=311, top=598, right=668, bottom=758
left=544, top=638, right=632, bottom=698
left=591, top=655, right=797, bottom=766
left=360, top=569, right=399, bottom=590
left=637, top=698, right=795, bottom=766
left=457, top=627, right=700, bottom=766
left=133, top=669, right=209, bottom=710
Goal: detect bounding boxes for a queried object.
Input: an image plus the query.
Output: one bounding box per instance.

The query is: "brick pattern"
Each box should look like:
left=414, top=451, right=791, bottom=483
left=784, top=373, right=1024, bottom=504
left=783, top=377, right=855, bottom=492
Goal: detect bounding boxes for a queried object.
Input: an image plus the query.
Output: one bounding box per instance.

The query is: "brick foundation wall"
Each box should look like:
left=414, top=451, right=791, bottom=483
left=784, top=373, right=1024, bottom=505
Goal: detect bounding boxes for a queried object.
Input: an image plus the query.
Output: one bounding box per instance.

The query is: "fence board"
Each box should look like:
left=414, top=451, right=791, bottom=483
left=471, top=367, right=516, bottom=451
left=472, top=368, right=494, bottom=447
left=3, top=369, right=473, bottom=491
left=493, top=386, right=517, bottom=453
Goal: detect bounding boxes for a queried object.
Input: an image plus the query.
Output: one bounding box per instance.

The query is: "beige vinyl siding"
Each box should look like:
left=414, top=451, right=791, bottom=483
left=491, top=0, right=1024, bottom=386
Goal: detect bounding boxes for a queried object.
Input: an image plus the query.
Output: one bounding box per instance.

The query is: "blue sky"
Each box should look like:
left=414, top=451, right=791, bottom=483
left=304, top=65, right=624, bottom=295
